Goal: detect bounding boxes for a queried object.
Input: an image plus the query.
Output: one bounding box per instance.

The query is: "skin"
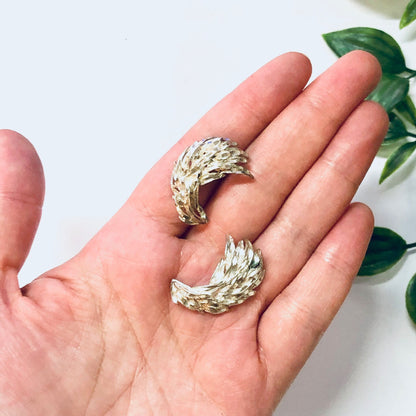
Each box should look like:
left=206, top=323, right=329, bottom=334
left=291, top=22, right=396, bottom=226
left=0, top=50, right=388, bottom=416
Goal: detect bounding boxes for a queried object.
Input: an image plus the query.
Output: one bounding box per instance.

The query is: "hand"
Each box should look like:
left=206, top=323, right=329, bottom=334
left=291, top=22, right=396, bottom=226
left=0, top=51, right=387, bottom=416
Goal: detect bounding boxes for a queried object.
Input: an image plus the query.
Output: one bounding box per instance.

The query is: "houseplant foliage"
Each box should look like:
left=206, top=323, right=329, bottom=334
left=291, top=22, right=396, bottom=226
left=323, top=27, right=416, bottom=183
left=400, top=0, right=416, bottom=29
left=323, top=27, right=416, bottom=324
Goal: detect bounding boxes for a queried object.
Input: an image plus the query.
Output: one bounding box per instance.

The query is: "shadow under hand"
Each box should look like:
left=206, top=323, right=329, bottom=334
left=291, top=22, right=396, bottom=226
left=351, top=0, right=409, bottom=19
left=275, top=288, right=376, bottom=416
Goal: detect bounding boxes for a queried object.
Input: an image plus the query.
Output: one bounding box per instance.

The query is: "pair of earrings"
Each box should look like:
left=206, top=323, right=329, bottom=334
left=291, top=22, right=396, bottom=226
left=170, top=137, right=265, bottom=314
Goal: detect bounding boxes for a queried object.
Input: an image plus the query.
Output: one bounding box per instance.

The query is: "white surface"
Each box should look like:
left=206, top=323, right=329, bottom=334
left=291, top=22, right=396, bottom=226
left=1, top=1, right=415, bottom=415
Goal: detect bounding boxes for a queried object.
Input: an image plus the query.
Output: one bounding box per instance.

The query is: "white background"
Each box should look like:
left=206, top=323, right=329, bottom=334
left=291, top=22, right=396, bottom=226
left=1, top=1, right=416, bottom=415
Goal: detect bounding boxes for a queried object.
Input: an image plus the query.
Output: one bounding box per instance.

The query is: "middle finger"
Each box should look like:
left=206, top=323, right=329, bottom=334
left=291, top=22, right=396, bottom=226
left=186, top=51, right=381, bottom=249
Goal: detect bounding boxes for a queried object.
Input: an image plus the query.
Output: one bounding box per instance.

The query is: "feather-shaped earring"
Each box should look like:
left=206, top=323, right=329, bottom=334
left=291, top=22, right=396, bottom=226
left=170, top=137, right=265, bottom=314
left=171, top=235, right=265, bottom=314
left=171, top=137, right=253, bottom=225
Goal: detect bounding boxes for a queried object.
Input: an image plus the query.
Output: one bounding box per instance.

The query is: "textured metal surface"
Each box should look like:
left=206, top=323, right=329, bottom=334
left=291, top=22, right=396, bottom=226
left=171, top=137, right=253, bottom=225
left=171, top=235, right=265, bottom=314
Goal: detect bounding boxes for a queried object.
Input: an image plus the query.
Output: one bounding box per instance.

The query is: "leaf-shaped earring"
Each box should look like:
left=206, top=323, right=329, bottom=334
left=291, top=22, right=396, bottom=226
left=171, top=137, right=253, bottom=225
left=171, top=235, right=265, bottom=314
left=170, top=137, right=265, bottom=314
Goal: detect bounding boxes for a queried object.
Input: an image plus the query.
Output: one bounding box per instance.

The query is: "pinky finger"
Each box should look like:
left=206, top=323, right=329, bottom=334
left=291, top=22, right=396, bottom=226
left=258, top=203, right=373, bottom=403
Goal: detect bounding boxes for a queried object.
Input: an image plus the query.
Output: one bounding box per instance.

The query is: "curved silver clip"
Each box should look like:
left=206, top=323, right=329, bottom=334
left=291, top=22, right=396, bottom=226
left=171, top=235, right=265, bottom=314
left=171, top=137, right=253, bottom=225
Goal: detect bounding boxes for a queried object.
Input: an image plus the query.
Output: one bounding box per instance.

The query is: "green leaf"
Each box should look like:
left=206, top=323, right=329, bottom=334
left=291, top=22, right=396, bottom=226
left=395, top=95, right=416, bottom=126
left=358, top=227, right=407, bottom=276
left=384, top=113, right=409, bottom=143
left=367, top=74, right=409, bottom=112
left=406, top=273, right=416, bottom=324
left=400, top=0, right=416, bottom=29
left=323, top=27, right=406, bottom=73
left=379, top=141, right=416, bottom=183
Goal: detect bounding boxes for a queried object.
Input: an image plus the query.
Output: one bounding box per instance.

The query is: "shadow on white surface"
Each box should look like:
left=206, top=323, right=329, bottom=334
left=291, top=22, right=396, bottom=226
left=352, top=0, right=410, bottom=18
left=276, top=288, right=377, bottom=415
left=401, top=23, right=416, bottom=41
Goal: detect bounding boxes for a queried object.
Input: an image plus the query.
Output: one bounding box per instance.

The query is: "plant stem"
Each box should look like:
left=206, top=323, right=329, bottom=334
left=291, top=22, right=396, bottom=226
left=407, top=242, right=416, bottom=249
left=404, top=68, right=416, bottom=79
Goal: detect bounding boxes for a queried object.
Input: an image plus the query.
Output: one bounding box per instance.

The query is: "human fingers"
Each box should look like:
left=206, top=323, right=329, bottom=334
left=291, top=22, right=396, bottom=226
left=0, top=130, right=45, bottom=301
left=257, top=203, right=373, bottom=405
left=186, top=51, right=381, bottom=248
left=125, top=52, right=312, bottom=236
left=253, top=100, right=387, bottom=310
left=163, top=52, right=383, bottom=318
left=172, top=97, right=386, bottom=322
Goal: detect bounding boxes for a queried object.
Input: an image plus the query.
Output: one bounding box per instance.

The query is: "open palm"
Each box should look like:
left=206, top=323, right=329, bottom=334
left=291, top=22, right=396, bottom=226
left=0, top=51, right=387, bottom=416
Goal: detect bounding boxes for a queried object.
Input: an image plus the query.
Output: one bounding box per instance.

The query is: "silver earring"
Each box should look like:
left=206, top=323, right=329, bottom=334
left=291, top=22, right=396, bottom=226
left=171, top=137, right=253, bottom=225
left=170, top=138, right=265, bottom=314
left=171, top=235, right=265, bottom=314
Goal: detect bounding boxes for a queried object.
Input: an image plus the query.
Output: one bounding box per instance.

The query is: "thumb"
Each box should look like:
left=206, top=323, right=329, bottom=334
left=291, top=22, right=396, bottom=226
left=0, top=130, right=44, bottom=300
